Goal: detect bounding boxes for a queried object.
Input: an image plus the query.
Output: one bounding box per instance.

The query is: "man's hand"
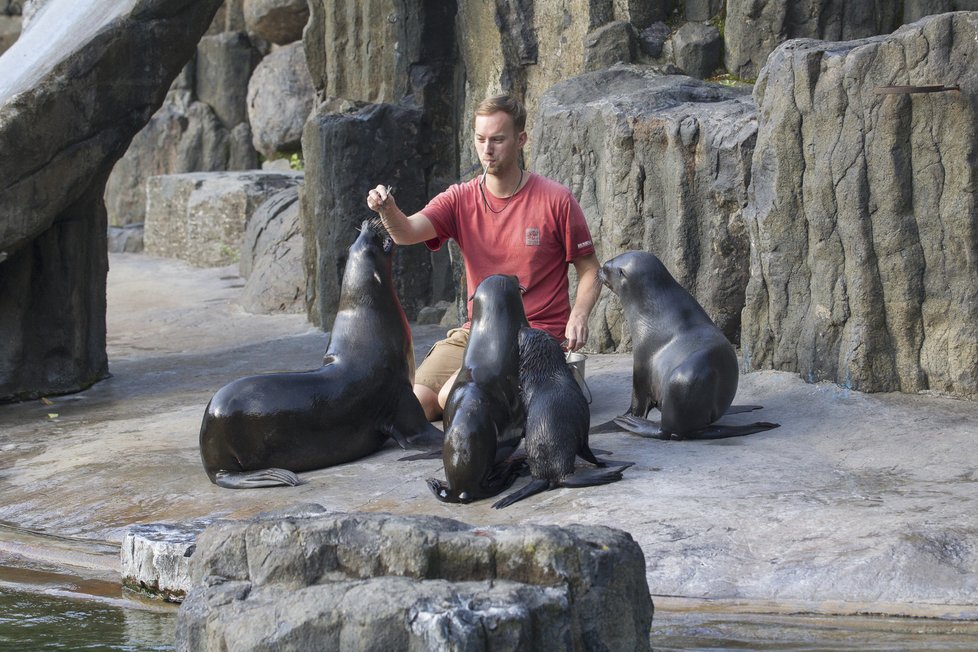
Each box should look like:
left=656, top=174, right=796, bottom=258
left=564, top=313, right=589, bottom=352
left=367, top=184, right=396, bottom=214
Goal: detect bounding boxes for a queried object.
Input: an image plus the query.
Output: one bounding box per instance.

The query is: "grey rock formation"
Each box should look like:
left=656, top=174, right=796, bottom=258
left=905, top=0, right=978, bottom=22
left=637, top=21, right=671, bottom=58
left=196, top=31, right=262, bottom=130
left=725, top=0, right=902, bottom=80
left=741, top=12, right=978, bottom=400
left=105, top=96, right=234, bottom=227
left=584, top=20, right=637, bottom=72
left=144, top=171, right=303, bottom=268
left=108, top=224, right=144, bottom=253
left=246, top=41, right=314, bottom=160
left=122, top=522, right=213, bottom=603
left=302, top=102, right=433, bottom=326
left=533, top=66, right=757, bottom=351
left=244, top=0, right=309, bottom=45
left=0, top=0, right=222, bottom=401
left=239, top=184, right=305, bottom=314
left=685, top=0, right=723, bottom=21
left=175, top=510, right=653, bottom=651
left=672, top=21, right=722, bottom=78
left=206, top=0, right=246, bottom=36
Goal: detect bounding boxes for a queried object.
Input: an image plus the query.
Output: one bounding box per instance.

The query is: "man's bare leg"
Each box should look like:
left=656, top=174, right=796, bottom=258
left=437, top=369, right=461, bottom=414
left=415, top=384, right=442, bottom=422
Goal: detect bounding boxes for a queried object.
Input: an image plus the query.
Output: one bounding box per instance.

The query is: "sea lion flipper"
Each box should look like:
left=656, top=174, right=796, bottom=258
left=213, top=468, right=300, bottom=489
left=395, top=421, right=445, bottom=451
left=560, top=465, right=630, bottom=488
left=492, top=478, right=550, bottom=509
left=591, top=458, right=635, bottom=468
left=724, top=405, right=763, bottom=415
left=399, top=450, right=442, bottom=461
left=390, top=388, right=445, bottom=450
left=684, top=421, right=781, bottom=440
left=427, top=478, right=454, bottom=502
left=612, top=415, right=669, bottom=439
left=577, top=441, right=603, bottom=466
left=588, top=419, right=624, bottom=434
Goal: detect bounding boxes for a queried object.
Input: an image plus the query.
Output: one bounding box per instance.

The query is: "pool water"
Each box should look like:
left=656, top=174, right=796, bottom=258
left=2, top=577, right=977, bottom=651
left=0, top=587, right=176, bottom=651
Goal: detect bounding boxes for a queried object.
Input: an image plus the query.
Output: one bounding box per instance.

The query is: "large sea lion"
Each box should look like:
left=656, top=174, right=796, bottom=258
left=428, top=274, right=527, bottom=503
left=596, top=251, right=778, bottom=440
left=199, top=218, right=443, bottom=489
left=493, top=327, right=632, bottom=509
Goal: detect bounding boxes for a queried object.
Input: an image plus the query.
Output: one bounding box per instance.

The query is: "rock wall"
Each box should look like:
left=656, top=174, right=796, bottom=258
left=301, top=102, right=435, bottom=324
left=0, top=0, right=223, bottom=402
left=533, top=66, right=757, bottom=348
left=741, top=12, right=978, bottom=399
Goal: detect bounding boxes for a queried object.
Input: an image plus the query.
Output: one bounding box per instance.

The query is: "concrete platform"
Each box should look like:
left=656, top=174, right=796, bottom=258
left=1, top=253, right=977, bottom=621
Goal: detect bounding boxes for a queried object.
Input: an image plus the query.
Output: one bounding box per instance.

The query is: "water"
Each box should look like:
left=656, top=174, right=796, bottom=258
left=1, top=562, right=976, bottom=651
left=0, top=559, right=176, bottom=652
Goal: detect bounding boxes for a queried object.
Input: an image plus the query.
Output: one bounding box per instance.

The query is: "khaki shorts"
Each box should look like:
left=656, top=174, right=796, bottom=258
left=415, top=327, right=469, bottom=393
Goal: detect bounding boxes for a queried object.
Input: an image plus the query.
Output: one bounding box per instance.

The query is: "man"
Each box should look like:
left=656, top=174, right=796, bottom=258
left=367, top=94, right=600, bottom=421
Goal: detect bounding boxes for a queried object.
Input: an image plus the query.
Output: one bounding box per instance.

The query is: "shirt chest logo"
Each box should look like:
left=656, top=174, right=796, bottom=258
left=525, top=227, right=541, bottom=246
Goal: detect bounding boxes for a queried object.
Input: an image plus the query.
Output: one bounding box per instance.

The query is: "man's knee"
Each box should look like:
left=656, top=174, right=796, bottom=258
left=414, top=384, right=442, bottom=421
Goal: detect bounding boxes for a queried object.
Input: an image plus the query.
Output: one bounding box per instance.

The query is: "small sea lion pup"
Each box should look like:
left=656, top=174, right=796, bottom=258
left=199, top=219, right=443, bottom=489
left=493, top=327, right=633, bottom=509
left=428, top=274, right=528, bottom=503
left=596, top=251, right=779, bottom=440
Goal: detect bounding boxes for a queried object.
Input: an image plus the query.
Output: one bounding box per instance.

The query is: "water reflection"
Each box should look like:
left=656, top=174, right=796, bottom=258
left=0, top=588, right=175, bottom=651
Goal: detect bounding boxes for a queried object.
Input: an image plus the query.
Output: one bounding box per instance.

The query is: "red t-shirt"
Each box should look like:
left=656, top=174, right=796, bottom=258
left=422, top=172, right=595, bottom=340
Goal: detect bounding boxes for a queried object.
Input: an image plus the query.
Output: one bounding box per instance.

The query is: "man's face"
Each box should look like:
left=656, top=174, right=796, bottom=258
left=473, top=111, right=527, bottom=176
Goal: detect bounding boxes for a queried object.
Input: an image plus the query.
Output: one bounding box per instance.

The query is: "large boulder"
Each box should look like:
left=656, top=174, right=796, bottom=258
left=246, top=40, right=314, bottom=160
left=175, top=509, right=653, bottom=651
left=144, top=171, right=303, bottom=268
left=741, top=12, right=978, bottom=400
left=196, top=31, right=262, bottom=130
left=724, top=0, right=902, bottom=80
left=0, top=0, right=223, bottom=402
left=532, top=66, right=757, bottom=351
left=239, top=184, right=305, bottom=314
left=243, top=0, right=309, bottom=45
left=105, top=94, right=239, bottom=227
left=301, top=102, right=433, bottom=325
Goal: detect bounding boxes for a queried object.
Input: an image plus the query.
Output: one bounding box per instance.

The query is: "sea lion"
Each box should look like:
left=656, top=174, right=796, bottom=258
left=428, top=274, right=528, bottom=503
left=596, top=251, right=778, bottom=440
left=492, top=327, right=632, bottom=509
left=199, top=218, right=443, bottom=489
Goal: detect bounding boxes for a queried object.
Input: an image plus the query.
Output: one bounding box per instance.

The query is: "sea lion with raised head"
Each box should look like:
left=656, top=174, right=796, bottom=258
left=493, top=326, right=632, bottom=509
left=428, top=274, right=528, bottom=503
left=595, top=251, right=778, bottom=440
left=199, top=218, right=443, bottom=489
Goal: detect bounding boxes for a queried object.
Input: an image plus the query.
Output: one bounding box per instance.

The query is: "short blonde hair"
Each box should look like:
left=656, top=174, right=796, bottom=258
left=474, top=94, right=527, bottom=133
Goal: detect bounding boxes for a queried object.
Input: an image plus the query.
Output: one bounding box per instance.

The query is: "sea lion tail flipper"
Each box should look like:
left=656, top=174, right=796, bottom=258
left=399, top=450, right=443, bottom=461
left=213, top=468, right=300, bottom=489
left=560, top=465, right=630, bottom=488
left=577, top=442, right=604, bottom=466
left=685, top=421, right=781, bottom=440
left=588, top=419, right=624, bottom=434
left=724, top=405, right=763, bottom=415
left=591, top=458, right=635, bottom=468
left=612, top=415, right=669, bottom=439
left=389, top=421, right=445, bottom=451
left=492, top=478, right=550, bottom=509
